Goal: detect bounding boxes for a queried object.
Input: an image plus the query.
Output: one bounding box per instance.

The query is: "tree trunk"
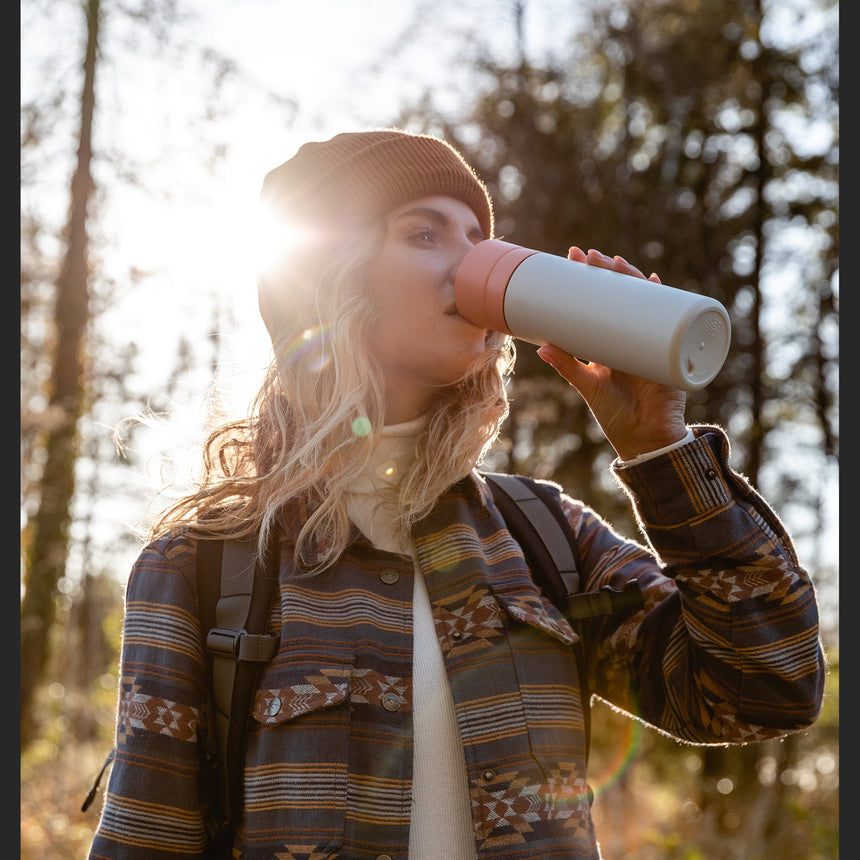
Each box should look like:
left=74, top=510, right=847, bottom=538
left=745, top=2, right=768, bottom=487
left=20, top=0, right=100, bottom=749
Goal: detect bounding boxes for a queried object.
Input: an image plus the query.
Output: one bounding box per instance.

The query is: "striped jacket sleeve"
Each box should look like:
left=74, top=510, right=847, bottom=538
left=87, top=533, right=211, bottom=859
left=565, top=424, right=826, bottom=743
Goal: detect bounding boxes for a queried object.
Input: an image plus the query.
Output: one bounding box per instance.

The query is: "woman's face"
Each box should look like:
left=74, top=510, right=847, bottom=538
left=365, top=195, right=489, bottom=423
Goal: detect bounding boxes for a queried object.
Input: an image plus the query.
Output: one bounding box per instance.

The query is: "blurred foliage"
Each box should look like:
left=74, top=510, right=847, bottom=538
left=21, top=576, right=124, bottom=859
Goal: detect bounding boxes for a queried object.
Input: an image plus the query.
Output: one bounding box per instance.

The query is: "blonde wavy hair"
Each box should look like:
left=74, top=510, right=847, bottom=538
left=151, top=220, right=515, bottom=575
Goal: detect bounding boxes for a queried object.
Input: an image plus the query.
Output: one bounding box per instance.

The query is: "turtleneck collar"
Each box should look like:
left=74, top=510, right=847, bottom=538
left=347, top=414, right=429, bottom=495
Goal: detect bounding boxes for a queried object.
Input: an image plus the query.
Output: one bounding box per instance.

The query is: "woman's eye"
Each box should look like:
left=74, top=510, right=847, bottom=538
left=409, top=227, right=437, bottom=244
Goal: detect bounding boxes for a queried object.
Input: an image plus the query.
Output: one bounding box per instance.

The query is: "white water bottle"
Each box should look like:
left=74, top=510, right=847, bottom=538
left=454, top=239, right=731, bottom=391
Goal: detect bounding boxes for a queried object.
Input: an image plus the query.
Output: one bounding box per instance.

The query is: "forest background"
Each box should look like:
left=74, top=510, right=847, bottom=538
left=20, top=0, right=839, bottom=857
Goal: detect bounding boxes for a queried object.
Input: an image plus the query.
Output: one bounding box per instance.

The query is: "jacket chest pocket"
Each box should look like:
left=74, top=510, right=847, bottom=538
left=240, top=664, right=351, bottom=854
left=494, top=589, right=589, bottom=771
left=466, top=589, right=595, bottom=845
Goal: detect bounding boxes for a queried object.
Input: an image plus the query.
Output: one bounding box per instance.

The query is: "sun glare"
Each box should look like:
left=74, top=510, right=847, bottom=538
left=252, top=199, right=320, bottom=281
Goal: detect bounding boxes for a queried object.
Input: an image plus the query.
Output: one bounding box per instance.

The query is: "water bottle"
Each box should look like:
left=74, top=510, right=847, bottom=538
left=454, top=239, right=731, bottom=391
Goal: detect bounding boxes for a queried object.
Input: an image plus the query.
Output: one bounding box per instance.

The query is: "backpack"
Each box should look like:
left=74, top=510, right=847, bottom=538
left=195, top=472, right=643, bottom=854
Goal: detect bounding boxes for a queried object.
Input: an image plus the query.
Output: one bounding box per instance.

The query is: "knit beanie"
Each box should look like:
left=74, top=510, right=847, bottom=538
left=257, top=128, right=494, bottom=343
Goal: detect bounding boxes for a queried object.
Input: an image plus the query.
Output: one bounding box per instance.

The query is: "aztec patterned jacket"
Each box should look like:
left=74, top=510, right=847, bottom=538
left=88, top=426, right=826, bottom=859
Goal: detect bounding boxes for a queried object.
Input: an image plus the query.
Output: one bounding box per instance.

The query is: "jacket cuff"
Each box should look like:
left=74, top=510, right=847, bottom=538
left=611, top=425, right=740, bottom=527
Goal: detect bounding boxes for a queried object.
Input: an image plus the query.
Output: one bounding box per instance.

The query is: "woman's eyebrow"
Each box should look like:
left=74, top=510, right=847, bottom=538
left=393, top=206, right=483, bottom=240
left=393, top=206, right=450, bottom=225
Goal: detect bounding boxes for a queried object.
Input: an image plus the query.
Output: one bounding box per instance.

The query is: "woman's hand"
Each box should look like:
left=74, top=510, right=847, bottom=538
left=536, top=246, right=688, bottom=462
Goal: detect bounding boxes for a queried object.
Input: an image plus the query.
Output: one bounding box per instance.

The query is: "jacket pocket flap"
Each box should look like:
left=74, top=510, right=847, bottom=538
left=495, top=589, right=579, bottom=645
left=252, top=669, right=350, bottom=725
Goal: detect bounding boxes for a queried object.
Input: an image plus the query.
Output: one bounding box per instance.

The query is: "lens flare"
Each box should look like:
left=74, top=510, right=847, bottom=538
left=277, top=326, right=332, bottom=370
left=351, top=416, right=372, bottom=437
left=376, top=459, right=397, bottom=479
left=586, top=710, right=643, bottom=801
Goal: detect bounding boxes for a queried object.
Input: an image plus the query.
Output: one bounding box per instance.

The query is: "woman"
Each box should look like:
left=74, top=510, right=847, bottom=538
left=88, top=129, right=825, bottom=859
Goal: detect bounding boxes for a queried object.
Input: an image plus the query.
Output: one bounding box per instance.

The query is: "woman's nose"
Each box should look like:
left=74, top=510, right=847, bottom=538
left=449, top=235, right=482, bottom=279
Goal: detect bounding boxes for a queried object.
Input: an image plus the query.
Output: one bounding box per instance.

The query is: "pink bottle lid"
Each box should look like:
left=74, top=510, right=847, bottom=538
left=454, top=240, right=538, bottom=334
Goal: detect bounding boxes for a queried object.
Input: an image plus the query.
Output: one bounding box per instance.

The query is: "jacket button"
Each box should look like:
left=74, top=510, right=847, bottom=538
left=705, top=468, right=717, bottom=480
left=451, top=630, right=463, bottom=640
left=380, top=568, right=400, bottom=585
left=482, top=769, right=495, bottom=782
left=382, top=693, right=401, bottom=712
left=265, top=697, right=282, bottom=717
left=376, top=855, right=393, bottom=860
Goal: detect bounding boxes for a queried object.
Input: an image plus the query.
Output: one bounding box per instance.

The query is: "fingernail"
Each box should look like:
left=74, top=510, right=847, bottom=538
left=537, top=346, right=556, bottom=368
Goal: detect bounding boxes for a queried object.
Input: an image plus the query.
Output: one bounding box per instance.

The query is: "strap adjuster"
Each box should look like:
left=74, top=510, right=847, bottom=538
left=207, top=627, right=244, bottom=659
left=207, top=627, right=280, bottom=662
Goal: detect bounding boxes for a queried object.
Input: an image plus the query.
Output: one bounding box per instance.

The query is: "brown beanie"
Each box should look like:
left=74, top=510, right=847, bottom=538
left=257, top=128, right=494, bottom=342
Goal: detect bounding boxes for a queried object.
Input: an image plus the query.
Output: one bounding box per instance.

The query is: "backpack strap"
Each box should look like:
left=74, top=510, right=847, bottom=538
left=482, top=471, right=644, bottom=622
left=197, top=533, right=281, bottom=854
left=482, top=472, right=580, bottom=602
left=81, top=748, right=116, bottom=813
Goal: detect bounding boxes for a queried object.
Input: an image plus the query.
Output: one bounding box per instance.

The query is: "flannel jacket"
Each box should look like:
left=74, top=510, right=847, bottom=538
left=88, top=426, right=825, bottom=859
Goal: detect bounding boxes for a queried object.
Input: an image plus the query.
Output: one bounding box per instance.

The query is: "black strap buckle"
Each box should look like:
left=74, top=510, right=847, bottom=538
left=206, top=628, right=280, bottom=662
left=207, top=627, right=245, bottom=659
left=566, top=579, right=644, bottom=621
